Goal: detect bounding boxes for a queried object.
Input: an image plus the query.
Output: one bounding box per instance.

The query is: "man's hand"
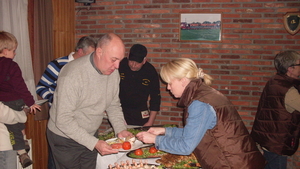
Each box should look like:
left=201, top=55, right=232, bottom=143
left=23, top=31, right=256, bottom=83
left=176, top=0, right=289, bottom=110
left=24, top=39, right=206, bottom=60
left=143, top=121, right=153, bottom=126
left=117, top=130, right=133, bottom=139
left=95, top=140, right=118, bottom=155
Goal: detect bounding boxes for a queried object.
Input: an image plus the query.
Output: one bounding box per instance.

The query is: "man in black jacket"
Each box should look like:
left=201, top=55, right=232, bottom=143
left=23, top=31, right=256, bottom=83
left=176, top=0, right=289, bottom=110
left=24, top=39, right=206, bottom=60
left=119, top=44, right=161, bottom=126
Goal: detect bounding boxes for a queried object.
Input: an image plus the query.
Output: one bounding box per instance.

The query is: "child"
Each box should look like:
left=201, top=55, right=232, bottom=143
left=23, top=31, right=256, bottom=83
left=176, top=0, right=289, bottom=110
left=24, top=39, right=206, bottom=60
left=0, top=31, right=41, bottom=168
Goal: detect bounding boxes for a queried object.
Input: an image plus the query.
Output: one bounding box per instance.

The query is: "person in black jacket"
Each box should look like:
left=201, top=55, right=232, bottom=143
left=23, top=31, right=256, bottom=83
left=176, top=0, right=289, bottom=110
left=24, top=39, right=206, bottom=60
left=251, top=50, right=300, bottom=169
left=119, top=44, right=161, bottom=126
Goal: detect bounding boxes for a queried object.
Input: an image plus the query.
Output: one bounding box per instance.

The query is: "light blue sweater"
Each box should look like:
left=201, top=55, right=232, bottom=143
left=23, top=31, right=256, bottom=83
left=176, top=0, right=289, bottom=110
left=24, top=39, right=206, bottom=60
left=156, top=100, right=216, bottom=155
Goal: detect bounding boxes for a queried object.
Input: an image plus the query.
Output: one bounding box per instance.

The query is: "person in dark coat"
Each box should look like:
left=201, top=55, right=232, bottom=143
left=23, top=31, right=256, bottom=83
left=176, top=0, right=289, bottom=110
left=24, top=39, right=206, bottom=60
left=251, top=50, right=300, bottom=169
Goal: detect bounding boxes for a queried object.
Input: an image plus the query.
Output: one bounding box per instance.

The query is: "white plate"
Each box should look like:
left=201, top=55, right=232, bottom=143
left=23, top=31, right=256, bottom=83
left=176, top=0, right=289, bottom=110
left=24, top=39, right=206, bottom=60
left=106, top=138, right=148, bottom=152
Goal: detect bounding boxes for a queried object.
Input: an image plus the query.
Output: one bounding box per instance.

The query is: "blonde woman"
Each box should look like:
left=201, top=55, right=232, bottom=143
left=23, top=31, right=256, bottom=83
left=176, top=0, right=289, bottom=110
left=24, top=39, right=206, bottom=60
left=137, top=58, right=266, bottom=169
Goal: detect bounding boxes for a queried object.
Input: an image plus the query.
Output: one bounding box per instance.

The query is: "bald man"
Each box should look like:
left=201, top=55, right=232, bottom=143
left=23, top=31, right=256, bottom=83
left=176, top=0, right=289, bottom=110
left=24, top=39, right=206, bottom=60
left=47, top=33, right=132, bottom=169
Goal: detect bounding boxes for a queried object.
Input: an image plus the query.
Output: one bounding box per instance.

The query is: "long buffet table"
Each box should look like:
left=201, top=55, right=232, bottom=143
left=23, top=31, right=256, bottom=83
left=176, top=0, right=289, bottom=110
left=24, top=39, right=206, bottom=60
left=96, top=125, right=159, bottom=169
left=96, top=125, right=201, bottom=169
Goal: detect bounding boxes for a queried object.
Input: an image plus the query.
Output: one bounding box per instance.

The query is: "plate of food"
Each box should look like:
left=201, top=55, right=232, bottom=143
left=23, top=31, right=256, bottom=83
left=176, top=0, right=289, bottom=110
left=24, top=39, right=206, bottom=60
left=156, top=153, right=201, bottom=169
left=106, top=137, right=149, bottom=152
left=126, top=146, right=167, bottom=159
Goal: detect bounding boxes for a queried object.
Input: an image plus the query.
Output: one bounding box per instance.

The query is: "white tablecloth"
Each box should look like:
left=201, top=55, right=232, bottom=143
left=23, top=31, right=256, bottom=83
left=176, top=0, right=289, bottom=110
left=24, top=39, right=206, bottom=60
left=96, top=152, right=159, bottom=169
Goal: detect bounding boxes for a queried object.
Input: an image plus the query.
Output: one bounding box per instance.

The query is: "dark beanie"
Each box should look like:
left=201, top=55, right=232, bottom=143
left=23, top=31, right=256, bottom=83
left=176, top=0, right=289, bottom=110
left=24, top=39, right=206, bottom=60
left=128, top=44, right=147, bottom=63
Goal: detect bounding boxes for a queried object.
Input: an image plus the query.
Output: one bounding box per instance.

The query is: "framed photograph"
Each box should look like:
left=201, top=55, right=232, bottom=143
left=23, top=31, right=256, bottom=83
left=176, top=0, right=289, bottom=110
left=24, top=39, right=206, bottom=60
left=180, top=13, right=222, bottom=42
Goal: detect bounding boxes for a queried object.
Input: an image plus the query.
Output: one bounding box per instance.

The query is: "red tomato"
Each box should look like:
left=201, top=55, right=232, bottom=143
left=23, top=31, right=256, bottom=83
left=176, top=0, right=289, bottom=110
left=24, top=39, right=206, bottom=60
left=134, top=149, right=143, bottom=156
left=149, top=147, right=158, bottom=154
left=122, top=141, right=131, bottom=150
left=111, top=143, right=122, bottom=149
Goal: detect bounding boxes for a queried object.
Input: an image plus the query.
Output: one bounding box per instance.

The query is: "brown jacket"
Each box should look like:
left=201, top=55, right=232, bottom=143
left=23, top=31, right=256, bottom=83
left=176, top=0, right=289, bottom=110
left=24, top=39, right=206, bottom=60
left=251, top=74, right=300, bottom=156
left=178, top=79, right=266, bottom=169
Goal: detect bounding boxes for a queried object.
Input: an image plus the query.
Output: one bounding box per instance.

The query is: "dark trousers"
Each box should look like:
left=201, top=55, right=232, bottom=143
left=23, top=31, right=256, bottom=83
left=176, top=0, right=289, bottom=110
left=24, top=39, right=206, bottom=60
left=47, top=143, right=56, bottom=169
left=5, top=123, right=25, bottom=151
left=46, top=128, right=97, bottom=169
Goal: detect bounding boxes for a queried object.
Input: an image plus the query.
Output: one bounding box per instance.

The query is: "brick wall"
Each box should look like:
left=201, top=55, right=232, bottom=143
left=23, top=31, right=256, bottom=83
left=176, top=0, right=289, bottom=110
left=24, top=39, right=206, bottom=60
left=75, top=0, right=300, bottom=168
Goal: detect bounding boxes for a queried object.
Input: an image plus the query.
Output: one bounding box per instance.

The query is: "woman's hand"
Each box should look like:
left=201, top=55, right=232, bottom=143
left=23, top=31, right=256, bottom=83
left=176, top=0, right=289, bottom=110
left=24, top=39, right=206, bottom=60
left=136, top=131, right=156, bottom=144
left=148, top=127, right=166, bottom=135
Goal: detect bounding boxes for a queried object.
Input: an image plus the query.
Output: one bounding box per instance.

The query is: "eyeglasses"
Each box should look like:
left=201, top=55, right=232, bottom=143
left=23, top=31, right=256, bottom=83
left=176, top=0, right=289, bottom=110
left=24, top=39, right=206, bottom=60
left=290, top=64, right=300, bottom=67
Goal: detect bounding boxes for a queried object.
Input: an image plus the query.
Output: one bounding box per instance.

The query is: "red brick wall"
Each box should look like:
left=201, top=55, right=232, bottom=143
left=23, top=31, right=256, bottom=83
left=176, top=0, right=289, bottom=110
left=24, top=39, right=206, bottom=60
left=75, top=0, right=300, bottom=168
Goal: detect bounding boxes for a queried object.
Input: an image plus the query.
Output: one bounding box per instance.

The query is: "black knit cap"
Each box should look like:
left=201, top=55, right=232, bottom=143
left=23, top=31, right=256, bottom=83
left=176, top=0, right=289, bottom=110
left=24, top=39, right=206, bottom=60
left=128, top=44, right=147, bottom=63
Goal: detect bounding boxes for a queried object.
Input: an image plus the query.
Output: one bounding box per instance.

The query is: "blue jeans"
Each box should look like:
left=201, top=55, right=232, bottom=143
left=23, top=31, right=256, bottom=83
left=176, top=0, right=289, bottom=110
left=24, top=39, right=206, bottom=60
left=263, top=149, right=287, bottom=169
left=0, top=150, right=17, bottom=169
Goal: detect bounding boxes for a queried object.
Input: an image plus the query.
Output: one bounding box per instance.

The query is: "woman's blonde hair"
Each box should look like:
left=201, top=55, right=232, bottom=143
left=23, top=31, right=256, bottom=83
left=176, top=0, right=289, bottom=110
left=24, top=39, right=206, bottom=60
left=0, top=31, right=18, bottom=53
left=160, top=58, right=213, bottom=86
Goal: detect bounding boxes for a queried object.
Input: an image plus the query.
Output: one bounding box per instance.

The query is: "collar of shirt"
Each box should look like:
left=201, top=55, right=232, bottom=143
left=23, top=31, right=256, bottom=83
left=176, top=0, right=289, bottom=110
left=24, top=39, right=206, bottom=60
left=89, top=52, right=103, bottom=75
left=68, top=52, right=75, bottom=61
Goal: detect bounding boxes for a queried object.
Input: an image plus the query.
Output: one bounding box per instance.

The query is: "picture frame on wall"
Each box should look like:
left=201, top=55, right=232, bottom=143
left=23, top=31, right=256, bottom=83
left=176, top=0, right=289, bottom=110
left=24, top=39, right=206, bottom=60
left=180, top=13, right=222, bottom=42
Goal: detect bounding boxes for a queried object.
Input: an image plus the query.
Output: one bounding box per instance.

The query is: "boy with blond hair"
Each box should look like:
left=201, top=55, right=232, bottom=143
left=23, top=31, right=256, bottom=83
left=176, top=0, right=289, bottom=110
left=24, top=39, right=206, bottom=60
left=0, top=31, right=41, bottom=168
